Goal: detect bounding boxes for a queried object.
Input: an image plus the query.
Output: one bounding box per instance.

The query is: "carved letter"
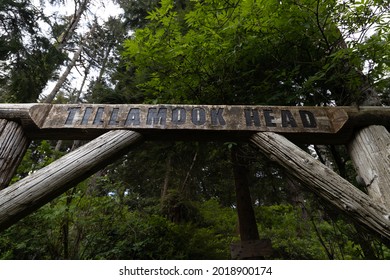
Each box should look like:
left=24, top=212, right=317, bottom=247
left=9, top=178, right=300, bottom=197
left=244, top=109, right=261, bottom=127
left=281, top=110, right=298, bottom=127
left=93, top=107, right=105, bottom=125
left=211, top=108, right=226, bottom=125
left=191, top=107, right=206, bottom=125
left=81, top=107, right=93, bottom=125
left=147, top=108, right=167, bottom=125
left=299, top=110, right=317, bottom=128
left=65, top=107, right=80, bottom=125
left=109, top=108, right=120, bottom=126
left=125, top=108, right=140, bottom=126
left=263, top=109, right=276, bottom=127
left=172, top=107, right=186, bottom=125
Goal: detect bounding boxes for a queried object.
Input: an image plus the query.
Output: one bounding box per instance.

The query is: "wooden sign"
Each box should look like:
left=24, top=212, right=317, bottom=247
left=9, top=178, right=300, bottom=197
left=43, top=104, right=347, bottom=132
left=0, top=103, right=389, bottom=143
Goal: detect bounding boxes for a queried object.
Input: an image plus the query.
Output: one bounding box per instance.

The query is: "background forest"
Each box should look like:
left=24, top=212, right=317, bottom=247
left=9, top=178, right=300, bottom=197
left=1, top=0, right=390, bottom=259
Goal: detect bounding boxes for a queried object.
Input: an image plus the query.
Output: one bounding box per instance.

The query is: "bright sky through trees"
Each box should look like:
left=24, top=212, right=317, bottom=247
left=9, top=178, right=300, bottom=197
left=30, top=0, right=124, bottom=100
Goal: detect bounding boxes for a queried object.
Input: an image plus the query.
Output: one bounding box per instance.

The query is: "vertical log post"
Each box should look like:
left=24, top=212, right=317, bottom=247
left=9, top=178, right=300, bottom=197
left=230, top=145, right=273, bottom=259
left=348, top=125, right=390, bottom=211
left=231, top=145, right=260, bottom=242
left=0, top=120, right=30, bottom=189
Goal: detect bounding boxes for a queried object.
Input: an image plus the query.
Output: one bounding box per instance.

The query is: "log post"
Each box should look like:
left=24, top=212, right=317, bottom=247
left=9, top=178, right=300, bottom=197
left=0, top=130, right=143, bottom=232
left=250, top=132, right=390, bottom=242
left=231, top=145, right=260, bottom=242
left=230, top=144, right=273, bottom=259
left=0, top=120, right=30, bottom=189
left=348, top=125, right=390, bottom=210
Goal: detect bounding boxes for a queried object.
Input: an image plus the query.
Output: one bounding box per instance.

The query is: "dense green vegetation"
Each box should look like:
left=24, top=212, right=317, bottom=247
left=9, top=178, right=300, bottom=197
left=1, top=0, right=390, bottom=259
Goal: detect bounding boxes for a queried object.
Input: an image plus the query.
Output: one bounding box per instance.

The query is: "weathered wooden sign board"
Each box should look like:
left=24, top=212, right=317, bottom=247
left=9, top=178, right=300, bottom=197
left=0, top=103, right=389, bottom=143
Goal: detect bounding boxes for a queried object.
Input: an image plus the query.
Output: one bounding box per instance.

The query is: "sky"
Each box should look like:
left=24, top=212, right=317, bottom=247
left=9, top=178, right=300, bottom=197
left=31, top=0, right=124, bottom=100
left=32, top=0, right=123, bottom=25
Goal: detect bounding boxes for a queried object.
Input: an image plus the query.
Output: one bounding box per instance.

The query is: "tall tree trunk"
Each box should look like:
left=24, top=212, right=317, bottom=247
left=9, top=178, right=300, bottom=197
left=161, top=154, right=172, bottom=200
left=56, top=0, right=90, bottom=51
left=181, top=150, right=198, bottom=194
left=62, top=192, right=71, bottom=259
left=45, top=45, right=83, bottom=103
left=46, top=16, right=98, bottom=103
left=285, top=175, right=308, bottom=221
left=74, top=64, right=91, bottom=102
left=95, top=43, right=114, bottom=85
left=231, top=145, right=259, bottom=241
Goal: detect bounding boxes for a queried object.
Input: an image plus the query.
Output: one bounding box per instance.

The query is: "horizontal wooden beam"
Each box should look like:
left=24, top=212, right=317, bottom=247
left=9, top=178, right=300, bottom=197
left=0, top=104, right=389, bottom=144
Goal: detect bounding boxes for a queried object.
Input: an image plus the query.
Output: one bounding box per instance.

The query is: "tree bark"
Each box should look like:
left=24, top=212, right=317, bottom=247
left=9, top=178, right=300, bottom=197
left=348, top=125, right=390, bottom=211
left=161, top=155, right=172, bottom=199
left=0, top=130, right=143, bottom=232
left=45, top=45, right=83, bottom=103
left=231, top=145, right=259, bottom=241
left=181, top=150, right=198, bottom=193
left=250, top=132, right=390, bottom=243
left=56, top=0, right=90, bottom=51
left=0, top=120, right=30, bottom=189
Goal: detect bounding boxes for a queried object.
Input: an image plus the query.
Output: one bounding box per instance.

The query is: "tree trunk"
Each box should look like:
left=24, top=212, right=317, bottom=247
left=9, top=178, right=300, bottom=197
left=45, top=45, right=83, bottom=103
left=181, top=150, right=198, bottom=193
left=56, top=0, right=90, bottom=51
left=230, top=145, right=273, bottom=259
left=161, top=155, right=172, bottom=199
left=0, top=130, right=143, bottom=232
left=348, top=125, right=390, bottom=211
left=231, top=145, right=259, bottom=241
left=285, top=176, right=308, bottom=221
left=0, top=120, right=30, bottom=189
left=250, top=132, right=390, bottom=243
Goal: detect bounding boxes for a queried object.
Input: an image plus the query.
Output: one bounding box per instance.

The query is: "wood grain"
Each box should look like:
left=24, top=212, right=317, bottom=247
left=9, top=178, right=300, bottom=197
left=0, top=130, right=143, bottom=231
left=0, top=120, right=30, bottom=189
left=348, top=125, right=390, bottom=210
left=250, top=132, right=390, bottom=242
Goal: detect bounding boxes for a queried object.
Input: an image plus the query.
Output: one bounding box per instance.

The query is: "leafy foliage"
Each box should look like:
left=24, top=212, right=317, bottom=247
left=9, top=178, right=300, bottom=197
left=122, top=0, right=389, bottom=106
left=0, top=0, right=66, bottom=102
